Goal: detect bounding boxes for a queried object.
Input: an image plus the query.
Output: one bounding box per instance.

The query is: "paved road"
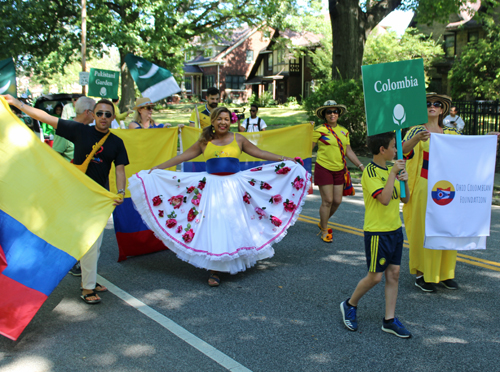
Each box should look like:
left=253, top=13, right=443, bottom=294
left=1, top=184, right=500, bottom=372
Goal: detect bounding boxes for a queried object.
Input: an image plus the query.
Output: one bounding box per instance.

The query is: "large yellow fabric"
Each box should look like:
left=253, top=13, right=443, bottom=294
left=402, top=125, right=459, bottom=282
left=181, top=124, right=313, bottom=163
left=0, top=97, right=116, bottom=260
left=108, top=127, right=178, bottom=197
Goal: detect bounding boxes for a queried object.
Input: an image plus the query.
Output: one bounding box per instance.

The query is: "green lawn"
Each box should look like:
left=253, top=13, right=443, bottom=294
left=147, top=104, right=310, bottom=130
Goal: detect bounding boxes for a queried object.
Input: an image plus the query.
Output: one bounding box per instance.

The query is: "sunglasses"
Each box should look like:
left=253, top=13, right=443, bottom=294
left=427, top=101, right=442, bottom=108
left=250, top=109, right=257, bottom=112
left=96, top=111, right=113, bottom=118
left=142, top=106, right=154, bottom=111
left=325, top=109, right=340, bottom=115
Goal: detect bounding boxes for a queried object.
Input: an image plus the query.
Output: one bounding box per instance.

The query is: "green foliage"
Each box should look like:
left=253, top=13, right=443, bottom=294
left=248, top=93, right=259, bottom=105
left=281, top=96, right=302, bottom=109
left=257, top=91, right=277, bottom=107
left=0, top=0, right=80, bottom=74
left=449, top=35, right=500, bottom=100
left=303, top=79, right=366, bottom=149
left=363, top=28, right=444, bottom=85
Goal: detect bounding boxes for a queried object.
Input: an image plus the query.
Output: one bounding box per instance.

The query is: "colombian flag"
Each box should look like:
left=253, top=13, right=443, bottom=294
left=181, top=124, right=313, bottom=173
left=108, top=128, right=178, bottom=261
left=0, top=97, right=116, bottom=340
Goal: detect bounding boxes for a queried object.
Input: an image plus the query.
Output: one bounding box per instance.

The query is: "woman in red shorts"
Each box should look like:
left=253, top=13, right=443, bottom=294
left=312, top=100, right=365, bottom=243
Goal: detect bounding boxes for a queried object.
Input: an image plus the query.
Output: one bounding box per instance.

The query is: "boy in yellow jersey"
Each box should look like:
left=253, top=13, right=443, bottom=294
left=340, top=132, right=411, bottom=338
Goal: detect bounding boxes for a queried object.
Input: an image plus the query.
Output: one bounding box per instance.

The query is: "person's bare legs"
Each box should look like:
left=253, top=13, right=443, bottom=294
left=318, top=184, right=343, bottom=236
left=384, top=264, right=400, bottom=320
left=348, top=272, right=383, bottom=306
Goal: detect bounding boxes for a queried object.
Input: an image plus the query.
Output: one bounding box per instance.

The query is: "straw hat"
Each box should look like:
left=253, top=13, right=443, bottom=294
left=315, top=100, right=348, bottom=119
left=426, top=92, right=451, bottom=116
left=132, top=97, right=155, bottom=110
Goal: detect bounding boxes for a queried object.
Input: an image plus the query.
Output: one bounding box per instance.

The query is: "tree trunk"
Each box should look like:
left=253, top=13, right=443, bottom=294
left=119, top=50, right=136, bottom=112
left=330, top=0, right=366, bottom=80
left=329, top=0, right=401, bottom=80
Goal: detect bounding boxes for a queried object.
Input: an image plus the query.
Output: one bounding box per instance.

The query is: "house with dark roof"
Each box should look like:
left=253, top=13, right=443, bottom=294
left=246, top=29, right=321, bottom=104
left=182, top=25, right=323, bottom=104
left=410, top=1, right=486, bottom=94
left=182, top=27, right=271, bottom=103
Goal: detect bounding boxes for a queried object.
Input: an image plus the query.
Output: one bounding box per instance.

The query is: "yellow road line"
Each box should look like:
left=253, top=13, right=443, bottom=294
left=298, top=213, right=500, bottom=272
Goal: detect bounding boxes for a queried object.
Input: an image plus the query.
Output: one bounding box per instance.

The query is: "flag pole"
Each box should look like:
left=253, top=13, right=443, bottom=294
left=396, top=129, right=406, bottom=198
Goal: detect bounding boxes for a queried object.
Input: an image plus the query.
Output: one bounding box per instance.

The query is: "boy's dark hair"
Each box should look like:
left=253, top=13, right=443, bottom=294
left=250, top=103, right=259, bottom=110
left=206, top=87, right=219, bottom=97
left=95, top=99, right=115, bottom=115
left=366, top=132, right=396, bottom=155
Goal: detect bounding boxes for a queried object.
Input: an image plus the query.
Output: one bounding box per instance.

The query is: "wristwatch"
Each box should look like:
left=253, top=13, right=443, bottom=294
left=117, top=189, right=125, bottom=194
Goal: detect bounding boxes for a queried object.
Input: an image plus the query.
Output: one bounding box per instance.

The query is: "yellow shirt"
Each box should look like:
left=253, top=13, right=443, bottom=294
left=312, top=124, right=350, bottom=171
left=362, top=162, right=402, bottom=232
left=189, top=105, right=212, bottom=129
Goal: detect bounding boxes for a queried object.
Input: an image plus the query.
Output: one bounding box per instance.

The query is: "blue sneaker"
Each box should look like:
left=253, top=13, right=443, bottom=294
left=382, top=317, right=411, bottom=338
left=340, top=300, right=358, bottom=331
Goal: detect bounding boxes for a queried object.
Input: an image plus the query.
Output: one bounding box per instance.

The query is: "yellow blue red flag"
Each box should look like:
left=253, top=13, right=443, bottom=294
left=181, top=124, right=313, bottom=172
left=0, top=97, right=116, bottom=340
left=108, top=127, right=178, bottom=261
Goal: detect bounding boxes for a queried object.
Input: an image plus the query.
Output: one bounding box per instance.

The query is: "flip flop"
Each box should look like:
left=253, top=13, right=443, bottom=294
left=317, top=222, right=333, bottom=235
left=208, top=273, right=220, bottom=287
left=80, top=282, right=108, bottom=292
left=81, top=291, right=101, bottom=304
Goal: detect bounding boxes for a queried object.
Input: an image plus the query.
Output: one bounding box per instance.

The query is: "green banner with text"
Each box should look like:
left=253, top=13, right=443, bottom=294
left=362, top=59, right=427, bottom=136
left=88, top=68, right=119, bottom=99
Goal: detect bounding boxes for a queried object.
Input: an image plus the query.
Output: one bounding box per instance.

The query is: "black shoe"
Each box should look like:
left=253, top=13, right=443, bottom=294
left=69, top=262, right=81, bottom=277
left=441, top=279, right=459, bottom=290
left=415, top=276, right=435, bottom=292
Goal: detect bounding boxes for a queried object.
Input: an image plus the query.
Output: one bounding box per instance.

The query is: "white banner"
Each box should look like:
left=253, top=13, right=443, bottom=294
left=424, top=134, right=497, bottom=250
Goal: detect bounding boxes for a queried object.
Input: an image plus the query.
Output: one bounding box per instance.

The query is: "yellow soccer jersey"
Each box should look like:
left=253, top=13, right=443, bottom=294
left=362, top=162, right=402, bottom=232
left=189, top=104, right=212, bottom=129
left=312, top=124, right=350, bottom=171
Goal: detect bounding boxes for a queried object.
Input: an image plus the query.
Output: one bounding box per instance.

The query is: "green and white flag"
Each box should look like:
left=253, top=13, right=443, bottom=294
left=125, top=54, right=180, bottom=102
left=0, top=58, right=17, bottom=98
left=88, top=68, right=120, bottom=99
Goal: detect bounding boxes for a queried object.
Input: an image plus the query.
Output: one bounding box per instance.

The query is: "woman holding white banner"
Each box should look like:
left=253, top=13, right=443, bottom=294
left=128, top=107, right=310, bottom=287
left=312, top=100, right=365, bottom=243
left=402, top=93, right=460, bottom=292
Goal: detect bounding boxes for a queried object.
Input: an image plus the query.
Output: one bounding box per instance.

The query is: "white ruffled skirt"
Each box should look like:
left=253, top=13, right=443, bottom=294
left=128, top=161, right=311, bottom=274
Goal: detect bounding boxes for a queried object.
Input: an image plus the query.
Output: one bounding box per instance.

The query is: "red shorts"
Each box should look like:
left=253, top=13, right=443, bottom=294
left=314, top=162, right=345, bottom=186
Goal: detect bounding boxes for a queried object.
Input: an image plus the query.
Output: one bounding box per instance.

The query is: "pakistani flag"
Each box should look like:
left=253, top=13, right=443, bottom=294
left=125, top=54, right=180, bottom=102
left=0, top=58, right=17, bottom=98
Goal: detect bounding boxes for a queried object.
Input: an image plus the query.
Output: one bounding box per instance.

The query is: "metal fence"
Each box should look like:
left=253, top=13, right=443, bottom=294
left=453, top=100, right=500, bottom=135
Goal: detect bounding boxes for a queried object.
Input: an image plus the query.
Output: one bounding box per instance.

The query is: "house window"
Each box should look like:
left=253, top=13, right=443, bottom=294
left=204, top=48, right=213, bottom=58
left=468, top=31, right=479, bottom=44
left=226, top=75, right=245, bottom=90
left=202, top=75, right=215, bottom=89
left=444, top=34, right=455, bottom=58
left=268, top=54, right=273, bottom=70
left=184, top=77, right=192, bottom=91
left=246, top=50, right=254, bottom=63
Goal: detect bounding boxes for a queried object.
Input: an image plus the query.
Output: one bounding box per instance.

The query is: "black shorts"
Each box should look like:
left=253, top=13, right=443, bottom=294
left=364, top=227, right=403, bottom=273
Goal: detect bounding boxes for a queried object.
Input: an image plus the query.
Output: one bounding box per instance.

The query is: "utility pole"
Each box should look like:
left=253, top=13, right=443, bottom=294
left=81, top=0, right=87, bottom=95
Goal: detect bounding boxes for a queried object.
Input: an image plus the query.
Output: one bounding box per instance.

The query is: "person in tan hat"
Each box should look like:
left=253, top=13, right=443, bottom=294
left=402, top=92, right=460, bottom=292
left=312, top=100, right=365, bottom=243
left=128, top=97, right=171, bottom=129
